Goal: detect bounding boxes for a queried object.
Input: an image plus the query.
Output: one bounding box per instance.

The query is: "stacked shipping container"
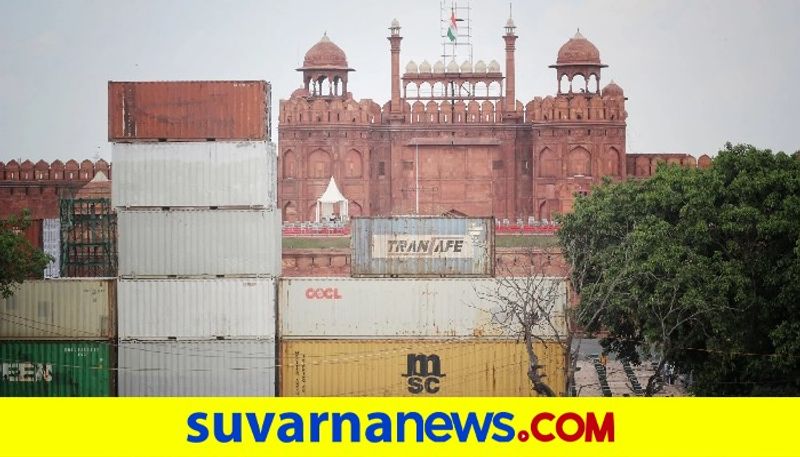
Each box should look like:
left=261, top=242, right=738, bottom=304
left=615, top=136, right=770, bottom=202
left=278, top=277, right=567, bottom=396
left=0, top=280, right=116, bottom=396
left=111, top=81, right=279, bottom=396
left=278, top=217, right=568, bottom=396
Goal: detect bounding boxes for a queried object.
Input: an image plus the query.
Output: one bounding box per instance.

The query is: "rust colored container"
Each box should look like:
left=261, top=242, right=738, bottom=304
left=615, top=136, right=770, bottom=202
left=108, top=81, right=271, bottom=141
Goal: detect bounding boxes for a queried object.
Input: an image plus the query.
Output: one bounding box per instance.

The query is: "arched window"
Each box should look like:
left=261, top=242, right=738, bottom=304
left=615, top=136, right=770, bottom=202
left=283, top=150, right=298, bottom=178
left=588, top=74, right=599, bottom=93
left=571, top=74, right=587, bottom=93
left=601, top=147, right=620, bottom=177
left=559, top=74, right=570, bottom=94
left=345, top=149, right=363, bottom=178
left=307, top=149, right=332, bottom=178
left=539, top=148, right=560, bottom=177
left=567, top=147, right=591, bottom=176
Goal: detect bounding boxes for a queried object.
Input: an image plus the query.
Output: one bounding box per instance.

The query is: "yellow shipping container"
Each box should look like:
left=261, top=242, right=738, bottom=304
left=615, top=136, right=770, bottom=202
left=280, top=339, right=567, bottom=397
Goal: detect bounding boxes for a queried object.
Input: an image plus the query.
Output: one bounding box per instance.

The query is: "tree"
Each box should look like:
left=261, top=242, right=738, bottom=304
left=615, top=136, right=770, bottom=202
left=475, top=246, right=570, bottom=396
left=0, top=210, right=52, bottom=298
left=558, top=144, right=800, bottom=396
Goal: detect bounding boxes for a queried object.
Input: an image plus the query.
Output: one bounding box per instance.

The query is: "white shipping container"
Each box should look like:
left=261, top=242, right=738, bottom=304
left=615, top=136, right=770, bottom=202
left=0, top=279, right=114, bottom=339
left=278, top=277, right=567, bottom=339
left=118, top=278, right=276, bottom=340
left=43, top=218, right=60, bottom=278
left=273, top=208, right=283, bottom=276
left=112, top=141, right=277, bottom=208
left=351, top=217, right=495, bottom=277
left=118, top=209, right=281, bottom=277
left=118, top=340, right=275, bottom=397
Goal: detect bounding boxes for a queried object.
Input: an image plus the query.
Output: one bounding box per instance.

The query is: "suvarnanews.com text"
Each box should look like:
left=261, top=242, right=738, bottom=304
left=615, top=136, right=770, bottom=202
left=187, top=410, right=615, bottom=444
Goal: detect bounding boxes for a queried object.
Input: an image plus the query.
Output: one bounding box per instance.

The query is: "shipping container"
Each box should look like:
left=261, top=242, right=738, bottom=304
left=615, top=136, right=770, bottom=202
left=118, top=278, right=276, bottom=340
left=278, top=277, right=567, bottom=339
left=112, top=141, right=277, bottom=209
left=118, top=209, right=281, bottom=277
left=351, top=217, right=495, bottom=277
left=280, top=339, right=567, bottom=397
left=0, top=341, right=113, bottom=396
left=108, top=81, right=271, bottom=141
left=118, top=340, right=275, bottom=396
left=0, top=280, right=115, bottom=340
left=43, top=218, right=60, bottom=278
left=272, top=207, right=283, bottom=276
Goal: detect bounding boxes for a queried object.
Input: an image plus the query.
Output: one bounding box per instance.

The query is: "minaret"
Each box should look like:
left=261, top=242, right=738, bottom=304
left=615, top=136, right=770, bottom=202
left=503, top=15, right=518, bottom=118
left=388, top=19, right=403, bottom=114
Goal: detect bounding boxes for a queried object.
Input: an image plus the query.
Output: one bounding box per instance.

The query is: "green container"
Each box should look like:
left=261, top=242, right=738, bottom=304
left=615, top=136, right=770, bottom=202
left=0, top=341, right=112, bottom=396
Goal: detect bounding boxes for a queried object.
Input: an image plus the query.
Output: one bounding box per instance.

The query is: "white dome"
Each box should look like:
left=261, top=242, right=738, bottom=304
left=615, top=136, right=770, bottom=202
left=405, top=60, right=418, bottom=73
left=391, top=18, right=400, bottom=28
left=446, top=59, right=459, bottom=73
left=460, top=60, right=472, bottom=72
left=433, top=60, right=445, bottom=73
left=487, top=59, right=501, bottom=72
left=474, top=60, right=487, bottom=73
left=419, top=60, right=432, bottom=72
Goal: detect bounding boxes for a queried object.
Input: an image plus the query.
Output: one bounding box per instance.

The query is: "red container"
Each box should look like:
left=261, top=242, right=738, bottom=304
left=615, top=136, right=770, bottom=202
left=108, top=81, right=271, bottom=141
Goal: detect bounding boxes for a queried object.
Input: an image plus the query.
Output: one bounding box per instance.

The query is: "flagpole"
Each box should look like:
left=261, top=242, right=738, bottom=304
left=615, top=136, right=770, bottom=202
left=415, top=141, right=420, bottom=214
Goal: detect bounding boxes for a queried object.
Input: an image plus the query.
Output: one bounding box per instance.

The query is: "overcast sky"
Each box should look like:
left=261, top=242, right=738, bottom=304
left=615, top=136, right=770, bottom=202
left=1, top=0, right=798, bottom=163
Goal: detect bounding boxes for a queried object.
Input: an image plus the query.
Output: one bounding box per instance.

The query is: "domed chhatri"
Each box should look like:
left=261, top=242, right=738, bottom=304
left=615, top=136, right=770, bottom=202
left=418, top=60, right=432, bottom=73
left=602, top=80, right=624, bottom=97
left=301, top=33, right=350, bottom=69
left=405, top=60, right=418, bottom=73
left=446, top=59, right=460, bottom=73
left=555, top=30, right=602, bottom=66
left=297, top=32, right=354, bottom=98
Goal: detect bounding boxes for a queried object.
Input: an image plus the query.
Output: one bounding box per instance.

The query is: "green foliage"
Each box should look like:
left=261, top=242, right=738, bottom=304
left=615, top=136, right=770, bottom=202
left=0, top=210, right=53, bottom=298
left=495, top=235, right=560, bottom=248
left=558, top=144, right=800, bottom=395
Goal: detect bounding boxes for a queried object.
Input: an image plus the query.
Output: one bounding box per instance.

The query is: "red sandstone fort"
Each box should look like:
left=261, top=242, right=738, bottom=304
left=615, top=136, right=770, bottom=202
left=277, top=19, right=710, bottom=224
left=0, top=17, right=712, bottom=223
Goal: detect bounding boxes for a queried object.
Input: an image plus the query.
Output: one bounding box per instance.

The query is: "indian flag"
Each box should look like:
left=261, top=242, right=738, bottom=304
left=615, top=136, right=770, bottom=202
left=447, top=9, right=458, bottom=42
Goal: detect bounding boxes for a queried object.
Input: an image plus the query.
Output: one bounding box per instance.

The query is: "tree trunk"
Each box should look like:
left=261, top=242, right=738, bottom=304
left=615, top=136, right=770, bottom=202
left=645, top=358, right=667, bottom=397
left=525, top=330, right=556, bottom=397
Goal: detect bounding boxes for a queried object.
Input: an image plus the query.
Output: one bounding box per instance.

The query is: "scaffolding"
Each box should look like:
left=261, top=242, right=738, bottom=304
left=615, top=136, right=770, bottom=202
left=440, top=0, right=473, bottom=63
left=59, top=198, right=117, bottom=277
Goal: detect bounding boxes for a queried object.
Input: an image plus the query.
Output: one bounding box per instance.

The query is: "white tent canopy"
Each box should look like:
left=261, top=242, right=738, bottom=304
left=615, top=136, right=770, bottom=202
left=315, top=177, right=348, bottom=223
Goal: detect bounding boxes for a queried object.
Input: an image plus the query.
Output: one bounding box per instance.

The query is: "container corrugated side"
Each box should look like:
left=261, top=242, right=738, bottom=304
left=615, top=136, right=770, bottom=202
left=280, top=339, right=566, bottom=397
left=351, top=217, right=495, bottom=277
left=0, top=280, right=115, bottom=340
left=112, top=141, right=277, bottom=209
left=108, top=81, right=270, bottom=141
left=118, top=278, right=276, bottom=340
left=272, top=206, right=283, bottom=276
left=43, top=218, right=60, bottom=278
left=118, top=209, right=281, bottom=277
left=118, top=340, right=275, bottom=396
left=0, top=341, right=113, bottom=396
left=278, top=277, right=566, bottom=339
